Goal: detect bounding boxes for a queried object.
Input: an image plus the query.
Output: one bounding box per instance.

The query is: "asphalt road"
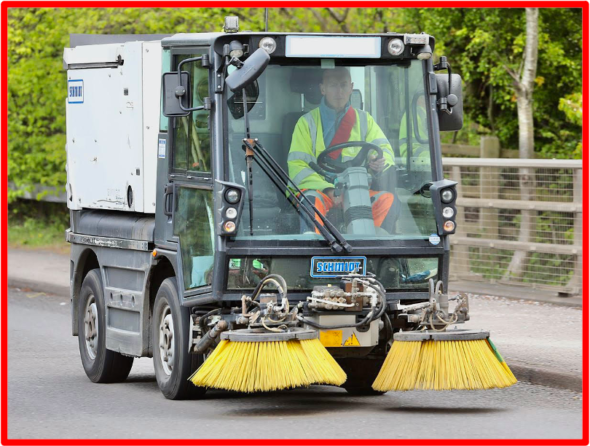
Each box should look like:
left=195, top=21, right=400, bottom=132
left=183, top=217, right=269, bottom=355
left=7, top=287, right=584, bottom=440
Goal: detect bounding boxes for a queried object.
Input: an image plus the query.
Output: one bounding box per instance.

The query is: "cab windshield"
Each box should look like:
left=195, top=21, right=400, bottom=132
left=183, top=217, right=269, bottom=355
left=226, top=59, right=437, bottom=242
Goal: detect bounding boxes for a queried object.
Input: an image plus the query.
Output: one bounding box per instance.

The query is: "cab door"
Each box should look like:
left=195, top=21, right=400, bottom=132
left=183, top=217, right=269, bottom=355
left=157, top=47, right=215, bottom=299
left=173, top=183, right=215, bottom=298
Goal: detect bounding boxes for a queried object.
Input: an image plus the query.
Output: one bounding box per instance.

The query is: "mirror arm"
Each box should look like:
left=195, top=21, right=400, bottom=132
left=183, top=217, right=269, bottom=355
left=177, top=55, right=205, bottom=86
left=229, top=56, right=244, bottom=68
left=434, top=56, right=455, bottom=115
left=175, top=55, right=210, bottom=112
left=178, top=103, right=208, bottom=113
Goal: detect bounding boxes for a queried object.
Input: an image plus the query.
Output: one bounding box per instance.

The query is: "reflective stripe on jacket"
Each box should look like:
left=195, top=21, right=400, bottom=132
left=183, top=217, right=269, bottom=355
left=288, top=108, right=395, bottom=191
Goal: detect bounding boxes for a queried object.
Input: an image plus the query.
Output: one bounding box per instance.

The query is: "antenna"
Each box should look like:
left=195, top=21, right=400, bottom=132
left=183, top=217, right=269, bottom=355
left=264, top=8, right=269, bottom=32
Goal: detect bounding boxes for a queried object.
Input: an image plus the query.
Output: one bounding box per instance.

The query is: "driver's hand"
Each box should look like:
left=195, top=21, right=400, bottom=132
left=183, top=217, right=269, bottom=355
left=368, top=155, right=386, bottom=173
left=323, top=188, right=343, bottom=208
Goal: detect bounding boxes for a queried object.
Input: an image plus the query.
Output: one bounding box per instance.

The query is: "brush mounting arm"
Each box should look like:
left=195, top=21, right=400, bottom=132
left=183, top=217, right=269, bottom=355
left=397, top=279, right=470, bottom=329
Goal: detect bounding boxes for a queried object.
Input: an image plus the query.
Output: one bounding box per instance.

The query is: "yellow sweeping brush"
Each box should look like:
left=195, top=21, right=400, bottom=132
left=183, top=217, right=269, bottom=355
left=372, top=329, right=517, bottom=392
left=189, top=328, right=346, bottom=392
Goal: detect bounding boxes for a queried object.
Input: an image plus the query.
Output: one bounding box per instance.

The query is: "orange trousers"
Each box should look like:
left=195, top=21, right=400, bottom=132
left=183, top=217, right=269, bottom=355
left=301, top=189, right=394, bottom=230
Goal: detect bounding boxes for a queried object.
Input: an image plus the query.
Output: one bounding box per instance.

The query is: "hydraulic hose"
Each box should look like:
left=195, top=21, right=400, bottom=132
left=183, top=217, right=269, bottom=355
left=194, top=320, right=228, bottom=354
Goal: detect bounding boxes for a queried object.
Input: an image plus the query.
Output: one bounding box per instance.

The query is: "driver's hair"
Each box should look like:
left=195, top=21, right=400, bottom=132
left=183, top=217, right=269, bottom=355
left=321, top=67, right=352, bottom=84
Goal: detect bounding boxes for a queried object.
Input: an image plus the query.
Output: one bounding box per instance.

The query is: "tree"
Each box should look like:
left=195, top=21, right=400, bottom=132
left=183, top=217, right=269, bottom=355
left=559, top=93, right=583, bottom=157
left=506, top=8, right=539, bottom=160
left=503, top=8, right=538, bottom=281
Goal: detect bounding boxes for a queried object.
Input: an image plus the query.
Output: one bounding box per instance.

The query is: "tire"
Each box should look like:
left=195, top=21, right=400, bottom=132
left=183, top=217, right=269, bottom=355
left=78, top=268, right=134, bottom=383
left=338, top=358, right=386, bottom=396
left=152, top=278, right=207, bottom=400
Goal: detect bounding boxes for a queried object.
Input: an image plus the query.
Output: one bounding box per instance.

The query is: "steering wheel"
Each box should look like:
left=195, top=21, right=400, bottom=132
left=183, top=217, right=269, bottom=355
left=317, top=141, right=384, bottom=174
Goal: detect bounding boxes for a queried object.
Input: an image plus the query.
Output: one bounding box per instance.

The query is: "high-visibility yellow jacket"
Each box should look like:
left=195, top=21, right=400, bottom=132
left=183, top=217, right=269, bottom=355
left=288, top=108, right=395, bottom=191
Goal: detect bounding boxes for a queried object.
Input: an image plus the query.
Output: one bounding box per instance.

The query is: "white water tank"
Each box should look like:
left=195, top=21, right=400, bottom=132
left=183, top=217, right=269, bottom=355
left=64, top=39, right=162, bottom=214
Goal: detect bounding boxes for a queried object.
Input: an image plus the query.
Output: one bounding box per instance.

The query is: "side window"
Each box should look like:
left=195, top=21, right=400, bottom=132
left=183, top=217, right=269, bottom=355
left=401, top=61, right=431, bottom=169
left=159, top=49, right=171, bottom=132
left=173, top=187, right=214, bottom=290
left=173, top=53, right=211, bottom=173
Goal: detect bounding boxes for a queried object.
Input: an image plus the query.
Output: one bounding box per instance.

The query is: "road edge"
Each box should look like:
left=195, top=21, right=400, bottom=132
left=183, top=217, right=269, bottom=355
left=8, top=277, right=70, bottom=299
left=509, top=360, right=582, bottom=393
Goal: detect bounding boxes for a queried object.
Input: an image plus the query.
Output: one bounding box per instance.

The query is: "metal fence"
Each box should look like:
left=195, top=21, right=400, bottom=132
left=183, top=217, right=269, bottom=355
left=12, top=136, right=582, bottom=295
left=443, top=156, right=583, bottom=295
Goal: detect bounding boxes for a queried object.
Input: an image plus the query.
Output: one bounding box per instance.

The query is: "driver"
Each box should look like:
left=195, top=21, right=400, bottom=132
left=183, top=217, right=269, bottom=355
left=288, top=67, right=398, bottom=232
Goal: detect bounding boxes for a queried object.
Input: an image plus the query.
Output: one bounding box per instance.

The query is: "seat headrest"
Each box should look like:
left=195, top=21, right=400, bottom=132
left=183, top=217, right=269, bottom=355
left=290, top=68, right=323, bottom=105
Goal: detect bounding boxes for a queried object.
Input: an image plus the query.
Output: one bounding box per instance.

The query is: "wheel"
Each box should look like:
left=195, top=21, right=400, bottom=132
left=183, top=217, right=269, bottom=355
left=78, top=268, right=134, bottom=383
left=338, top=358, right=387, bottom=396
left=152, top=278, right=207, bottom=400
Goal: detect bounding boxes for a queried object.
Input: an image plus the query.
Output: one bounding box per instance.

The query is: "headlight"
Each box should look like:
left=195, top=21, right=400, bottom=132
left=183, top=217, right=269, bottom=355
left=225, top=188, right=241, bottom=204
left=225, top=208, right=238, bottom=219
left=441, top=189, right=455, bottom=203
left=443, top=220, right=455, bottom=232
left=442, top=207, right=454, bottom=219
left=223, top=221, right=236, bottom=232
left=259, top=37, right=277, bottom=54
left=387, top=38, right=404, bottom=56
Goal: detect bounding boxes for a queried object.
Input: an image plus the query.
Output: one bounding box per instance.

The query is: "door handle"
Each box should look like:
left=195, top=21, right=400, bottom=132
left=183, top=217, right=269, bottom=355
left=163, top=184, right=174, bottom=217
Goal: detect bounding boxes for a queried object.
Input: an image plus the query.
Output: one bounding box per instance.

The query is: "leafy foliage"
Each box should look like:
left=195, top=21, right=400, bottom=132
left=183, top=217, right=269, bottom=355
left=559, top=92, right=583, bottom=157
left=403, top=7, right=583, bottom=158
left=7, top=7, right=582, bottom=205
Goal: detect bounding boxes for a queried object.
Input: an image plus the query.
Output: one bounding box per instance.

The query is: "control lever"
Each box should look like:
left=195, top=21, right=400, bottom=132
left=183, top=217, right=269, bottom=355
left=309, top=162, right=336, bottom=184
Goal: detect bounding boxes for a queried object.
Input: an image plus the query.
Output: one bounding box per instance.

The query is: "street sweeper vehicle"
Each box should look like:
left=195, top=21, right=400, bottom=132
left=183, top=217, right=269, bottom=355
left=64, top=18, right=516, bottom=399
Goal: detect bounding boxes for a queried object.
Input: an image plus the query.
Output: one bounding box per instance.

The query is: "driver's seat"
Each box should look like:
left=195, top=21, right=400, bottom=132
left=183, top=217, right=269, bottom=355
left=281, top=68, right=323, bottom=168
left=274, top=68, right=323, bottom=233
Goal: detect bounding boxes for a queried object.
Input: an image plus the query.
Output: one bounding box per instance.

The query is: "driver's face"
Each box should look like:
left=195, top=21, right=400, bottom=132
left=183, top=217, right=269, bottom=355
left=320, top=69, right=353, bottom=112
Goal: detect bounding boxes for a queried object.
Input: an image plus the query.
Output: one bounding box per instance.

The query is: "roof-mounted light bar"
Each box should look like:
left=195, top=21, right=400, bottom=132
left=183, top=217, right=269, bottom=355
left=286, top=36, right=381, bottom=58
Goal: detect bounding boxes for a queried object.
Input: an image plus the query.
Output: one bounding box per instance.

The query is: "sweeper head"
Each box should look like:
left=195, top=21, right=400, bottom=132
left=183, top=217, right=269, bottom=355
left=189, top=274, right=346, bottom=392
left=372, top=280, right=517, bottom=392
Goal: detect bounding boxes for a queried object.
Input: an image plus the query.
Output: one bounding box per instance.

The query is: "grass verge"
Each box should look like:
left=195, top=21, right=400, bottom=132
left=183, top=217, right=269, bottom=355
left=8, top=202, right=69, bottom=254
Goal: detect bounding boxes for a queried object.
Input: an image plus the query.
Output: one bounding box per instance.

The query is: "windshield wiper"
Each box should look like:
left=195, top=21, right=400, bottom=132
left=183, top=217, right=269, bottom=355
left=241, top=138, right=352, bottom=254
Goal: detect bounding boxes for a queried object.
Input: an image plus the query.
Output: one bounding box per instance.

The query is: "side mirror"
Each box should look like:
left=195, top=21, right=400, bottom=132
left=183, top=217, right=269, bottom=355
left=225, top=48, right=270, bottom=92
left=162, top=71, right=191, bottom=117
left=419, top=182, right=432, bottom=199
left=162, top=55, right=210, bottom=117
left=436, top=73, right=463, bottom=131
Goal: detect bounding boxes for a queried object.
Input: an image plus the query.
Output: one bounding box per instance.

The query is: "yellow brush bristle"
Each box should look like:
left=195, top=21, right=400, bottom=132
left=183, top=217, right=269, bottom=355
left=189, top=338, right=346, bottom=392
left=299, top=339, right=347, bottom=386
left=372, top=339, right=517, bottom=392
